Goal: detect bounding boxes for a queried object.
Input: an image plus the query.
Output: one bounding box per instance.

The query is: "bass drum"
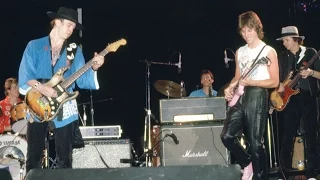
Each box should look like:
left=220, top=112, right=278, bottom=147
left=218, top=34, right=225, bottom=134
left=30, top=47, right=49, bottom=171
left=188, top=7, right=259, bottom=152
left=0, top=135, right=27, bottom=180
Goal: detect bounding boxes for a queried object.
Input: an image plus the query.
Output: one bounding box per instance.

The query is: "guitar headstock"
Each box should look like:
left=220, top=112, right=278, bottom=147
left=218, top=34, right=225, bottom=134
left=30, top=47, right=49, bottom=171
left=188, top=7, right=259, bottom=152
left=106, top=38, right=127, bottom=52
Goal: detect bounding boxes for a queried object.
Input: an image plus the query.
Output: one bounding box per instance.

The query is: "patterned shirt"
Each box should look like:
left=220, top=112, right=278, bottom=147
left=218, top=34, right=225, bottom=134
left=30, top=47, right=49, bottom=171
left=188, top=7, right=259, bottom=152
left=0, top=96, right=22, bottom=133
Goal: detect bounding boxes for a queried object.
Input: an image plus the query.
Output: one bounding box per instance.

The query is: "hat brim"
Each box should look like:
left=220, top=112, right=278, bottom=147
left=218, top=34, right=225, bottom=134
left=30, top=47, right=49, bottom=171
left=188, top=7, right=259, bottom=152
left=276, top=35, right=305, bottom=41
left=47, top=11, right=85, bottom=30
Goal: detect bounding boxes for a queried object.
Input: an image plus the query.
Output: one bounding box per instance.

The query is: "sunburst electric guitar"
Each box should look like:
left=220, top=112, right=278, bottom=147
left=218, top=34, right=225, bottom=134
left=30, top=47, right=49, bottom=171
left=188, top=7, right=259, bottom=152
left=26, top=38, right=127, bottom=122
left=228, top=57, right=270, bottom=107
left=270, top=50, right=320, bottom=111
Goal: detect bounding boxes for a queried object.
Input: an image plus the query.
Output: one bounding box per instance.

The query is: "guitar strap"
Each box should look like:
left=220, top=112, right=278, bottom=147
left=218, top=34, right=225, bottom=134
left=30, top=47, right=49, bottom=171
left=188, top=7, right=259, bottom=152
left=250, top=44, right=267, bottom=68
left=242, top=44, right=267, bottom=77
left=55, top=42, right=78, bottom=123
left=66, top=42, right=78, bottom=67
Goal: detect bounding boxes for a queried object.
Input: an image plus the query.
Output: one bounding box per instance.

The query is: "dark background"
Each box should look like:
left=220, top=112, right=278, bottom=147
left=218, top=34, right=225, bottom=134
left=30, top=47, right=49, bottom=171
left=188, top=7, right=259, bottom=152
left=1, top=0, right=320, bottom=154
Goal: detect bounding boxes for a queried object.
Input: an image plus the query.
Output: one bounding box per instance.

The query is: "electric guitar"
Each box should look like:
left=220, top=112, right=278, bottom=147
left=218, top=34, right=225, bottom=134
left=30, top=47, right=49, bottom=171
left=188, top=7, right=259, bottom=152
left=25, top=38, right=127, bottom=122
left=270, top=50, right=320, bottom=111
left=228, top=57, right=270, bottom=107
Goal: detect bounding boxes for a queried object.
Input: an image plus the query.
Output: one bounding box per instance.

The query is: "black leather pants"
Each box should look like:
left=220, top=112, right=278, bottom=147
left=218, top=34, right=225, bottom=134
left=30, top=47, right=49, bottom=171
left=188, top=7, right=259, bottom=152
left=221, top=86, right=268, bottom=180
left=26, top=121, right=75, bottom=172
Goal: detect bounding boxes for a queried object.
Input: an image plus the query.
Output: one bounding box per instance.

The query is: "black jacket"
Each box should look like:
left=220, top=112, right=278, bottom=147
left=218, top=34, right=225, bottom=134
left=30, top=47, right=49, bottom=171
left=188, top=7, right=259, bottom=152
left=278, top=47, right=320, bottom=96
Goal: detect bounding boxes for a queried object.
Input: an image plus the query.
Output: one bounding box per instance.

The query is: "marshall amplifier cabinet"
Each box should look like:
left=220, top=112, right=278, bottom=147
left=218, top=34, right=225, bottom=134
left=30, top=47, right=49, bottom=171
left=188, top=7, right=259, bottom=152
left=160, top=124, right=229, bottom=166
left=72, top=139, right=132, bottom=168
left=159, top=97, right=226, bottom=124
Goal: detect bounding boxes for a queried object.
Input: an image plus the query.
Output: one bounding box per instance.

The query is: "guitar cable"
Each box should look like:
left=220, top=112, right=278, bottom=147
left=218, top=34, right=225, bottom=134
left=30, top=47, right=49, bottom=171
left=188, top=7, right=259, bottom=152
left=210, top=127, right=229, bottom=165
left=92, top=144, right=110, bottom=168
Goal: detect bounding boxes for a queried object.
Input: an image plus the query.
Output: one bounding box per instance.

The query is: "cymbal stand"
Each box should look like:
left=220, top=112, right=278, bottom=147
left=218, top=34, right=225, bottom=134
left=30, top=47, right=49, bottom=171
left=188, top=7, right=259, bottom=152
left=19, top=159, right=25, bottom=180
left=140, top=60, right=177, bottom=167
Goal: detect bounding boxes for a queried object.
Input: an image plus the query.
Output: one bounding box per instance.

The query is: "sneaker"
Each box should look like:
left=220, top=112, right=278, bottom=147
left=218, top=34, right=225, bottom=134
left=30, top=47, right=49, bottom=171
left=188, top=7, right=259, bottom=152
left=242, top=162, right=253, bottom=180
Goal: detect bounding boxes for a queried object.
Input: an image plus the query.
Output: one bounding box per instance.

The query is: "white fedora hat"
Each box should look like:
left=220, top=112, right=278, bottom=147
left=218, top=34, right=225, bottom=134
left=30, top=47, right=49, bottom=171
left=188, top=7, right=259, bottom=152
left=276, top=26, right=305, bottom=40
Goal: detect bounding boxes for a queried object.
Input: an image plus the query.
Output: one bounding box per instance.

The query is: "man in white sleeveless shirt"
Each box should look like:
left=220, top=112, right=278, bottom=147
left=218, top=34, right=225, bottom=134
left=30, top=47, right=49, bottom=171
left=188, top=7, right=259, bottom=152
left=221, top=11, right=279, bottom=180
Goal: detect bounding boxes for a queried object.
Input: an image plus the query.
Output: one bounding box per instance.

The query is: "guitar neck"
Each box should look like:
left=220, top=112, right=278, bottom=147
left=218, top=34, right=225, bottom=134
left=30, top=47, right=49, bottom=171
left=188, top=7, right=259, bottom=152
left=60, top=49, right=109, bottom=89
left=287, top=50, right=320, bottom=88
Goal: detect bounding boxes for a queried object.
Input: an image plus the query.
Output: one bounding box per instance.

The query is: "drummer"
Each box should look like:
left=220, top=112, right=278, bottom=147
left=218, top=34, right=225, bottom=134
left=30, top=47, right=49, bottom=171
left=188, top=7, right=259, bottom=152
left=0, top=78, right=23, bottom=134
left=189, top=70, right=218, bottom=97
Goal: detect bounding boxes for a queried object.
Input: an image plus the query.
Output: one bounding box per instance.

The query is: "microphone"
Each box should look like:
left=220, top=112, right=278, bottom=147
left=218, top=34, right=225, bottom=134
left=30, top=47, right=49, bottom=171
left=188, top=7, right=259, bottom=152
left=209, top=86, right=213, bottom=97
left=168, top=132, right=179, bottom=144
left=177, top=53, right=182, bottom=73
left=224, top=50, right=233, bottom=68
left=5, top=154, right=25, bottom=161
left=83, top=105, right=87, bottom=126
left=5, top=154, right=15, bottom=159
left=180, top=80, right=185, bottom=97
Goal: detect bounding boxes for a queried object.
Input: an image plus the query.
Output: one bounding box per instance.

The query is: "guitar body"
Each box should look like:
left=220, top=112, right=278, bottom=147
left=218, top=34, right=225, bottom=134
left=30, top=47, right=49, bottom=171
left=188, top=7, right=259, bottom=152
left=228, top=85, right=244, bottom=107
left=270, top=79, right=300, bottom=111
left=228, top=57, right=270, bottom=107
left=25, top=67, right=79, bottom=122
left=25, top=38, right=127, bottom=122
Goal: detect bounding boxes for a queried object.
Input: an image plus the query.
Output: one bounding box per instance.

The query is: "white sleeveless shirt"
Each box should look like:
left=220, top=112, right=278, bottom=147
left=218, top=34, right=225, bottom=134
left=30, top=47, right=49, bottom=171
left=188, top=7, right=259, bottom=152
left=237, top=41, right=273, bottom=80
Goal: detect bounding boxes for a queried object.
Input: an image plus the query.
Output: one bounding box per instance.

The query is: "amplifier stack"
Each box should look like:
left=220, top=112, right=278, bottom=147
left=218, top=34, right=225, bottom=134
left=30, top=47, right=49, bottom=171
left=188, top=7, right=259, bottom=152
left=152, top=97, right=228, bottom=167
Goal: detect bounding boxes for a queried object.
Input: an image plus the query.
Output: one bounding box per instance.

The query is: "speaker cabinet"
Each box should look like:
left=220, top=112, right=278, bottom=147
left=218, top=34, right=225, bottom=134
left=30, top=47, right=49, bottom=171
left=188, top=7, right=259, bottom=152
left=72, top=139, right=132, bottom=168
left=26, top=165, right=241, bottom=180
left=160, top=124, right=229, bottom=166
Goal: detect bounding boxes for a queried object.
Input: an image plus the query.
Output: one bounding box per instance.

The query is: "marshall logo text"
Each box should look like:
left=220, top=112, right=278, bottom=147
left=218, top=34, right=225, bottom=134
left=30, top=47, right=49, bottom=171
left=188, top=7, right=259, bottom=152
left=182, top=150, right=209, bottom=158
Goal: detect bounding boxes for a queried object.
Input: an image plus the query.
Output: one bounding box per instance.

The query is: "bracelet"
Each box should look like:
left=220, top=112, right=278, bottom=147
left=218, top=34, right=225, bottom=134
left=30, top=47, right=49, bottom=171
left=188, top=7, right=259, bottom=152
left=33, top=82, right=40, bottom=89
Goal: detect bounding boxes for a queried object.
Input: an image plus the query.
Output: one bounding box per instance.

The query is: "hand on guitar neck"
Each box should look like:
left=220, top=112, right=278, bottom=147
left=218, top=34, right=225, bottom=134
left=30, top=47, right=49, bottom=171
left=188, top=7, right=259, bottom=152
left=225, top=78, right=258, bottom=107
left=277, top=83, right=285, bottom=92
left=92, top=52, right=105, bottom=71
left=224, top=80, right=239, bottom=101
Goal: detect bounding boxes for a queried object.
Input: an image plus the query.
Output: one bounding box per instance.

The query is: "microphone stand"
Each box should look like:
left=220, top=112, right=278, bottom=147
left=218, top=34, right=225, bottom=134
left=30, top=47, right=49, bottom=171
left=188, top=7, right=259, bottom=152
left=138, top=132, right=174, bottom=167
left=268, top=106, right=279, bottom=175
left=140, top=60, right=177, bottom=167
left=90, top=90, right=95, bottom=126
left=143, top=61, right=152, bottom=167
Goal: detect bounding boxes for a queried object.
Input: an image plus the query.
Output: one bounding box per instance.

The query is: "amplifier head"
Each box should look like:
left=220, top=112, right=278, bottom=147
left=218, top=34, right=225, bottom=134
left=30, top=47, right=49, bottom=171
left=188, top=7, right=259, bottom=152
left=159, top=97, right=226, bottom=124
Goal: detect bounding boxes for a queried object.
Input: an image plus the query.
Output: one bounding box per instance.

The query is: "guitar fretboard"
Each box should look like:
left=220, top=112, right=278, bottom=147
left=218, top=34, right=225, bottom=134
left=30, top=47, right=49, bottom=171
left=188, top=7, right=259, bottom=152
left=287, top=50, right=320, bottom=88
left=60, top=49, right=109, bottom=88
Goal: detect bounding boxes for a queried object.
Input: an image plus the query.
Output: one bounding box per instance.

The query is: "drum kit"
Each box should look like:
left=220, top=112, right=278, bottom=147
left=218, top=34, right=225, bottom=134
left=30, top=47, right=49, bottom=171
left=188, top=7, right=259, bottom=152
left=0, top=101, right=29, bottom=180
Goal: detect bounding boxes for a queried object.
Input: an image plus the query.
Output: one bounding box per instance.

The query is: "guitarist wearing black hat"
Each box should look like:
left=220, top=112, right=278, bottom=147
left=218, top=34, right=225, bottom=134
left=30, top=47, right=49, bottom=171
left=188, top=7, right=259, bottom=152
left=18, top=7, right=105, bottom=173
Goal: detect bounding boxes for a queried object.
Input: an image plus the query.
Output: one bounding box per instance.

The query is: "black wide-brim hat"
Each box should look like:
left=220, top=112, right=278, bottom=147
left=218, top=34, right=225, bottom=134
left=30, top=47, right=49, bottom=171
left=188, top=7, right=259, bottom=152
left=47, top=7, right=85, bottom=30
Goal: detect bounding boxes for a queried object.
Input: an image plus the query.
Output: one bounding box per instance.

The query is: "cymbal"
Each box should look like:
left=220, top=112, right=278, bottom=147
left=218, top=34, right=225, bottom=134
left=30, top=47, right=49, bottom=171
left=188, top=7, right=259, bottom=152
left=154, top=80, right=186, bottom=98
